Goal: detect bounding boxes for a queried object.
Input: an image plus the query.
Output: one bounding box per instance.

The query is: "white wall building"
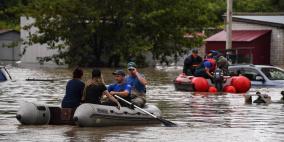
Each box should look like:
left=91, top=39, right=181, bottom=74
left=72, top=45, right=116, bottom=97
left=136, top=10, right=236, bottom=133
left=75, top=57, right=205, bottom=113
left=0, top=30, right=21, bottom=64
left=232, top=14, right=284, bottom=65
left=20, top=17, right=59, bottom=64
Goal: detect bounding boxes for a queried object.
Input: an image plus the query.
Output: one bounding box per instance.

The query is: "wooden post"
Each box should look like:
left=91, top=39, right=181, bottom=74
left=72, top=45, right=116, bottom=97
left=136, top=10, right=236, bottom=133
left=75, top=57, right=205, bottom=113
left=226, top=0, right=232, bottom=50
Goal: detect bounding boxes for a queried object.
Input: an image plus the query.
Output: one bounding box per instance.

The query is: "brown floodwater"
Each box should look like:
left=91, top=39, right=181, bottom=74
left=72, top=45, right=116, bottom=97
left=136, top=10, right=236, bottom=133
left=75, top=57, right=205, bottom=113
left=0, top=65, right=284, bottom=142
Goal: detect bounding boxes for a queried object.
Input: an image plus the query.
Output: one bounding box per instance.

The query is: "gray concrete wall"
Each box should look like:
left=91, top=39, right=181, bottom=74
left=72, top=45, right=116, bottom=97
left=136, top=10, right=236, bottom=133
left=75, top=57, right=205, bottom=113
left=0, top=32, right=21, bottom=61
left=232, top=21, right=284, bottom=65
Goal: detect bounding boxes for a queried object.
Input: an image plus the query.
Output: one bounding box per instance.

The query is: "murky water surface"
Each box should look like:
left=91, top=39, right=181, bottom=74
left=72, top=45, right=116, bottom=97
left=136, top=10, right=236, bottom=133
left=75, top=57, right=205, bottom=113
left=1, top=65, right=284, bottom=142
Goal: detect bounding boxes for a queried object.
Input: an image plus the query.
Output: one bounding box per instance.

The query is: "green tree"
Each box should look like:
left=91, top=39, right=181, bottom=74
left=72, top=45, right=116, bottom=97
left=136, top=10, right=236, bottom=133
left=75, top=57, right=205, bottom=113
left=233, top=0, right=284, bottom=12
left=22, top=0, right=223, bottom=67
left=0, top=0, right=30, bottom=30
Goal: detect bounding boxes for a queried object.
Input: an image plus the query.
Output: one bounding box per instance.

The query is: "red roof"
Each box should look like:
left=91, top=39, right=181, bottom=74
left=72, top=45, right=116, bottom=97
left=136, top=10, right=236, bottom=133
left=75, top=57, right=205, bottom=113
left=205, top=30, right=271, bottom=42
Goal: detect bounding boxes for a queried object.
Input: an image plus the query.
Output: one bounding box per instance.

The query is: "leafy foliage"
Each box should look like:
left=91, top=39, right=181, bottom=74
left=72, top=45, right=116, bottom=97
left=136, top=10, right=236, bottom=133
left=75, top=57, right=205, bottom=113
left=2, top=0, right=283, bottom=66
left=22, top=0, right=219, bottom=66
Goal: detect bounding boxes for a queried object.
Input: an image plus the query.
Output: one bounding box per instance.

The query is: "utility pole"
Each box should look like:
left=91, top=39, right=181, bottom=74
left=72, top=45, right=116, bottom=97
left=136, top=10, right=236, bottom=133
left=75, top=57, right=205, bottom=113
left=226, top=0, right=232, bottom=50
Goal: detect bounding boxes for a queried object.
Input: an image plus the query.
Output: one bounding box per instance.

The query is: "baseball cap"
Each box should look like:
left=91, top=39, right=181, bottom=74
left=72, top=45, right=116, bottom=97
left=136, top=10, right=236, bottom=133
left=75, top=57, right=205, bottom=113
left=192, top=48, right=198, bottom=54
left=127, top=62, right=136, bottom=70
left=112, top=69, right=126, bottom=76
left=209, top=50, right=219, bottom=56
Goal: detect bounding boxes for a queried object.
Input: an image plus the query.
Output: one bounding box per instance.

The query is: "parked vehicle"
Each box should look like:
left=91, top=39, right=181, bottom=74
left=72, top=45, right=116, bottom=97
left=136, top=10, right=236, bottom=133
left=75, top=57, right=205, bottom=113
left=0, top=66, right=11, bottom=82
left=228, top=64, right=284, bottom=88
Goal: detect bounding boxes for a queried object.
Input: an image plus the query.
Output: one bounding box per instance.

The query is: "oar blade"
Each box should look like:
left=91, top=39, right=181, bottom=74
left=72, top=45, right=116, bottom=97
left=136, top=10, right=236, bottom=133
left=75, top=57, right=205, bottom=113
left=157, top=117, right=177, bottom=127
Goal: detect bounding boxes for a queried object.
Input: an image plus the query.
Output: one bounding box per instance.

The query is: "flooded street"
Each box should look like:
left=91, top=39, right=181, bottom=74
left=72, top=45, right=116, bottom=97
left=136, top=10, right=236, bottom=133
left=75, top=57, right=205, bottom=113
left=1, top=65, right=284, bottom=142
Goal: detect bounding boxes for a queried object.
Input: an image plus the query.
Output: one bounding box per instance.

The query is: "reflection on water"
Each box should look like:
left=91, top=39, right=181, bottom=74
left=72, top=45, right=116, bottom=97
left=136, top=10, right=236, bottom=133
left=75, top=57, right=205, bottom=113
left=0, top=65, right=284, bottom=141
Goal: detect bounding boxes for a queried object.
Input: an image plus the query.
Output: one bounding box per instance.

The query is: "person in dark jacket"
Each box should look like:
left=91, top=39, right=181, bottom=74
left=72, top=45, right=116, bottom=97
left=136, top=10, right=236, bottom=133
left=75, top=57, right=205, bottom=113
left=183, top=48, right=203, bottom=76
left=61, top=68, right=85, bottom=108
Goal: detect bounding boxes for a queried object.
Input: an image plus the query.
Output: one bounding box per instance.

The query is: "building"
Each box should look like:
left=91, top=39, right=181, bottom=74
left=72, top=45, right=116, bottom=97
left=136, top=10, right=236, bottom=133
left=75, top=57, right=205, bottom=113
left=206, top=30, right=271, bottom=65
left=20, top=17, right=59, bottom=65
left=0, top=30, right=21, bottom=64
left=205, top=13, right=284, bottom=65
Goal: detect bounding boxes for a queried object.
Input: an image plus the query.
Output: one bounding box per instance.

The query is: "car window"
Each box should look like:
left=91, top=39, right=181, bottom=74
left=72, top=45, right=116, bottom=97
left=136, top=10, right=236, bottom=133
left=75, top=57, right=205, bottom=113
left=228, top=68, right=239, bottom=76
left=237, top=68, right=261, bottom=81
left=261, top=67, right=284, bottom=80
left=0, top=69, right=7, bottom=81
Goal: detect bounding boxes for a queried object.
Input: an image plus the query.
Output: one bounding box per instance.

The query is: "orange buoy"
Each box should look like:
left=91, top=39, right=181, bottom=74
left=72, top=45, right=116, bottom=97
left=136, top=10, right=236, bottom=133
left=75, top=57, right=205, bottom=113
left=192, top=77, right=209, bottom=92
left=208, top=86, right=218, bottom=93
left=231, top=76, right=251, bottom=93
left=223, top=85, right=236, bottom=93
left=230, top=76, right=239, bottom=84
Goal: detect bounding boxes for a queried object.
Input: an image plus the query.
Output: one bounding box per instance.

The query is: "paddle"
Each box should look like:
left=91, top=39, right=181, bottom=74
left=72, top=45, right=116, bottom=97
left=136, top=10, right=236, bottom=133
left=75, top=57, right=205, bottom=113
left=25, top=78, right=69, bottom=82
left=114, top=95, right=177, bottom=127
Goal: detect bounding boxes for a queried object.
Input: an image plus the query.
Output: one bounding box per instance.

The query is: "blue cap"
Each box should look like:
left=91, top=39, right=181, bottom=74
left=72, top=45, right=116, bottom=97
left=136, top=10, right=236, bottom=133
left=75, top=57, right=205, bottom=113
left=209, top=50, right=219, bottom=56
left=112, top=69, right=125, bottom=76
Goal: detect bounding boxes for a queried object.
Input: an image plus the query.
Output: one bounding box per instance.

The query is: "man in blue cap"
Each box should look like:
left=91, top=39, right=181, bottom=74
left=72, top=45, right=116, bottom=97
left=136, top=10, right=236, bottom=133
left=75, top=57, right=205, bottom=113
left=126, top=62, right=147, bottom=107
left=106, top=69, right=132, bottom=106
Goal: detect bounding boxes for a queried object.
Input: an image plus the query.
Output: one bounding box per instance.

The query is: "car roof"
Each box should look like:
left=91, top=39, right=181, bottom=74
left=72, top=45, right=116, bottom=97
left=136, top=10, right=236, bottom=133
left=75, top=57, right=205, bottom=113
left=229, top=64, right=277, bottom=69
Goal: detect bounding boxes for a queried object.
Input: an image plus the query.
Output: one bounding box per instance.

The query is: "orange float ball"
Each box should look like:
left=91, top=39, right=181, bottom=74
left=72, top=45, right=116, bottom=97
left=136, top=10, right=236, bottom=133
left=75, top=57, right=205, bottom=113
left=225, top=85, right=236, bottom=93
left=231, top=76, right=251, bottom=93
left=192, top=77, right=209, bottom=92
left=208, top=86, right=218, bottom=93
left=230, top=76, right=239, bottom=84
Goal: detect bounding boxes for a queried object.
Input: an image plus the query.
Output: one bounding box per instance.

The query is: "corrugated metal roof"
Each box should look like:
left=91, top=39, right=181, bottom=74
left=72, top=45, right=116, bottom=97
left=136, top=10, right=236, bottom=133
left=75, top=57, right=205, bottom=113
left=233, top=16, right=284, bottom=25
left=205, top=30, right=271, bottom=42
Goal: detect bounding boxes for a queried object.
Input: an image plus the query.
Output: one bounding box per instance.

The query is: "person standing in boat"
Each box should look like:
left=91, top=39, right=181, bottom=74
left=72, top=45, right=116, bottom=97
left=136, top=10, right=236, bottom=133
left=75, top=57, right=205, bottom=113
left=183, top=48, right=203, bottom=76
left=211, top=51, right=230, bottom=76
left=106, top=69, right=132, bottom=106
left=83, top=69, right=121, bottom=109
left=194, top=53, right=217, bottom=79
left=126, top=62, right=147, bottom=108
left=61, top=67, right=85, bottom=108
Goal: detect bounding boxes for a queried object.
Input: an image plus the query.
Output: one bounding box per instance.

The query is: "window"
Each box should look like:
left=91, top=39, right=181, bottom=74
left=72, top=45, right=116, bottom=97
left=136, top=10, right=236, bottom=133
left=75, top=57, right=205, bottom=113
left=228, top=68, right=239, bottom=76
left=0, top=69, right=7, bottom=81
left=238, top=68, right=261, bottom=81
left=261, top=67, right=284, bottom=80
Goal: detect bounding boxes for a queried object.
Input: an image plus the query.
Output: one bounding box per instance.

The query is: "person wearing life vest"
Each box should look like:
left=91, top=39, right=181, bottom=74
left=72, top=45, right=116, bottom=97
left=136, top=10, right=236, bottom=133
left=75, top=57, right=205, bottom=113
left=209, top=50, right=230, bottom=76
left=194, top=55, right=217, bottom=79
left=183, top=48, right=203, bottom=76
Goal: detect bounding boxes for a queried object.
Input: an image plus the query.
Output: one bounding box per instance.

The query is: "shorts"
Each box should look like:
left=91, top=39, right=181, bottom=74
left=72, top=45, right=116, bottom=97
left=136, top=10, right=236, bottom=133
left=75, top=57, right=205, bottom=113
left=131, top=96, right=146, bottom=108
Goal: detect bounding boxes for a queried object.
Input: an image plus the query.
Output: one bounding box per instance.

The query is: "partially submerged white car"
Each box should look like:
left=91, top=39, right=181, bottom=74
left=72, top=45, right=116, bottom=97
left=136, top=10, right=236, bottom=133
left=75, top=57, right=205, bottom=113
left=0, top=66, right=11, bottom=82
left=229, top=65, right=284, bottom=88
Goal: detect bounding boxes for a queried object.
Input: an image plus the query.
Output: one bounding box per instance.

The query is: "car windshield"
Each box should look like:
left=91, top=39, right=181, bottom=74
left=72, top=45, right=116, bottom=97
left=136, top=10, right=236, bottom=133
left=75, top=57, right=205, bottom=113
left=261, top=67, right=284, bottom=80
left=0, top=69, right=7, bottom=81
